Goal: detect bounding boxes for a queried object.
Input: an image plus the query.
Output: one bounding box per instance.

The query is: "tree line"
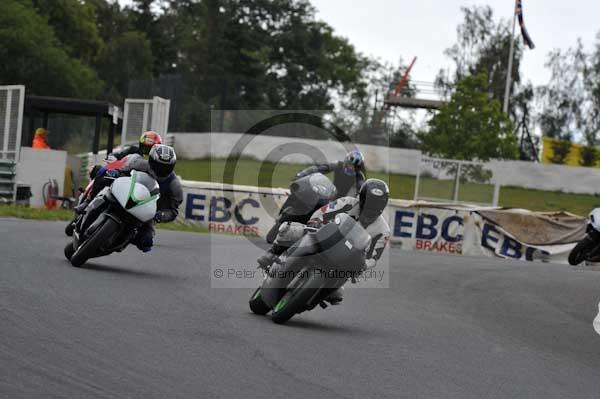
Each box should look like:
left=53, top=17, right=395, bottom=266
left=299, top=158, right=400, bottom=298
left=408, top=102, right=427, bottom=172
left=1, top=0, right=400, bottom=138
left=1, top=1, right=599, bottom=163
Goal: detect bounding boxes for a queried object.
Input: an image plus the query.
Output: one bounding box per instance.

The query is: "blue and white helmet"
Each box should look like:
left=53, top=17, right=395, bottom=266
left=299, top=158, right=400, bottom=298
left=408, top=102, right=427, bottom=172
left=344, top=150, right=365, bottom=168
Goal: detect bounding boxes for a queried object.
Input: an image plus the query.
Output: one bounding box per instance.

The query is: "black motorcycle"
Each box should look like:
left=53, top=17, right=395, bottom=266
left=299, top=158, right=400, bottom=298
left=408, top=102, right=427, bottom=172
left=64, top=171, right=160, bottom=267
left=250, top=213, right=371, bottom=324
left=266, top=172, right=336, bottom=244
left=568, top=210, right=600, bottom=265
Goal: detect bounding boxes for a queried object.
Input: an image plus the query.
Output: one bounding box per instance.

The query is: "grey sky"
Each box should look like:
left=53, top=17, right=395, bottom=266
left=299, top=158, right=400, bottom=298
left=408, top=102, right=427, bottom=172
left=310, top=0, right=599, bottom=87
left=118, top=0, right=598, bottom=86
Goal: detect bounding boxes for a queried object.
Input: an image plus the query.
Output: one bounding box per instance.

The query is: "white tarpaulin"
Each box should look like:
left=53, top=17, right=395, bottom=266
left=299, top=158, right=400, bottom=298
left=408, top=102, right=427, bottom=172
left=388, top=201, right=585, bottom=264
left=177, top=180, right=586, bottom=264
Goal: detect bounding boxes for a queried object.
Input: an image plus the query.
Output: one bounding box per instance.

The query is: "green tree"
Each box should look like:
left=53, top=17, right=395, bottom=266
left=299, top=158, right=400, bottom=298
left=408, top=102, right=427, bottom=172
left=580, top=133, right=598, bottom=166
left=538, top=34, right=600, bottom=164
left=537, top=41, right=588, bottom=140
left=550, top=139, right=572, bottom=164
left=164, top=0, right=367, bottom=130
left=95, top=31, right=154, bottom=103
left=335, top=58, right=415, bottom=145
left=436, top=6, right=522, bottom=108
left=87, top=0, right=134, bottom=42
left=129, top=0, right=178, bottom=75
left=0, top=0, right=102, bottom=98
left=419, top=72, right=518, bottom=161
left=31, top=0, right=103, bottom=65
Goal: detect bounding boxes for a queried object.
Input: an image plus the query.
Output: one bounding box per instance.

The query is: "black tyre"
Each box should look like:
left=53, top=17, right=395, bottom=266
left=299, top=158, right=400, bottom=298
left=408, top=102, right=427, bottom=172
left=64, top=242, right=75, bottom=260
left=70, top=218, right=119, bottom=267
left=271, top=273, right=322, bottom=325
left=568, top=237, right=596, bottom=266
left=65, top=220, right=75, bottom=237
left=249, top=288, right=270, bottom=315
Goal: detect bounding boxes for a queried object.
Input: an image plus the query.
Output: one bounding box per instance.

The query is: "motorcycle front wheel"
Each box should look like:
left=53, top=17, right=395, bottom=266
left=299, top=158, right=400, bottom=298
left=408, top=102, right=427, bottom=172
left=271, top=271, right=322, bottom=325
left=64, top=242, right=75, bottom=260
left=70, top=217, right=120, bottom=267
left=568, top=237, right=597, bottom=266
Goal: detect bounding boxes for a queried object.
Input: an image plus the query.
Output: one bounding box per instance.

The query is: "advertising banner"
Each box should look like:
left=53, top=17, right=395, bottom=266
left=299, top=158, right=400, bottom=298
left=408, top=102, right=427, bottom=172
left=388, top=201, right=585, bottom=263
left=178, top=180, right=288, bottom=237
left=178, top=180, right=586, bottom=264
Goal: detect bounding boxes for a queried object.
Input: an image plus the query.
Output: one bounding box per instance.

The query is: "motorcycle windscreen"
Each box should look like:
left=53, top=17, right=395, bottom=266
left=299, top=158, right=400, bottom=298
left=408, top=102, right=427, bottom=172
left=288, top=173, right=336, bottom=215
left=111, top=171, right=160, bottom=222
left=314, top=213, right=370, bottom=272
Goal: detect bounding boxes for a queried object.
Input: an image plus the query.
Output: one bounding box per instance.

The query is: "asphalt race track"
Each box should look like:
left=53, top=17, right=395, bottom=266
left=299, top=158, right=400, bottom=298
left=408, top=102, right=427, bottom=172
left=2, top=218, right=600, bottom=399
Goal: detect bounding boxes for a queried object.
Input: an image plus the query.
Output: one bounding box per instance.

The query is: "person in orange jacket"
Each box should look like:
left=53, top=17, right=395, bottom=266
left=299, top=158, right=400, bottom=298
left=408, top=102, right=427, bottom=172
left=32, top=128, right=51, bottom=149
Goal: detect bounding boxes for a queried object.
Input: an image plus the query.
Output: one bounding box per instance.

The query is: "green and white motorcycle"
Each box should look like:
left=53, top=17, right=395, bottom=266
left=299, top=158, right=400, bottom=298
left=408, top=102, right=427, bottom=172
left=64, top=170, right=160, bottom=267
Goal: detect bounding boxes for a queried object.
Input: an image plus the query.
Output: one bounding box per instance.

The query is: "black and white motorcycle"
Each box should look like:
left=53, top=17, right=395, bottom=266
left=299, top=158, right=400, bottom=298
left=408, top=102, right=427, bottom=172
left=250, top=213, right=371, bottom=324
left=64, top=170, right=160, bottom=267
left=266, top=172, right=336, bottom=244
left=568, top=208, right=600, bottom=265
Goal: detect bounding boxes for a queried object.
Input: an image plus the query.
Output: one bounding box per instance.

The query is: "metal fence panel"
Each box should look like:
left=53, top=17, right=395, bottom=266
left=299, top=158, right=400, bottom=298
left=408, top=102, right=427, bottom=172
left=0, top=85, right=24, bottom=161
left=414, top=156, right=500, bottom=207
left=121, top=97, right=170, bottom=146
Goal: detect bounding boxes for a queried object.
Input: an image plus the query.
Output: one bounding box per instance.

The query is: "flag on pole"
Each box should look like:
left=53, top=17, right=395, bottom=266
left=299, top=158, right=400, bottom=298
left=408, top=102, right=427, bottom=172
left=516, top=0, right=535, bottom=49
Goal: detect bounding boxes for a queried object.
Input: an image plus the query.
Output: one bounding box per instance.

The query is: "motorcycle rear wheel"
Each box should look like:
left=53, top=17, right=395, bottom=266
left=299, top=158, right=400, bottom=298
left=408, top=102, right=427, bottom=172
left=70, top=218, right=119, bottom=267
left=249, top=288, right=270, bottom=315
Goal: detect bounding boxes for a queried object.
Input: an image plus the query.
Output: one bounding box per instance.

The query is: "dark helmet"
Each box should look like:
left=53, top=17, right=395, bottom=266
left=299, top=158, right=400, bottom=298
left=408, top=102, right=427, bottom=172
left=344, top=150, right=365, bottom=168
left=358, top=179, right=389, bottom=226
left=149, top=144, right=176, bottom=178
left=139, top=131, right=163, bottom=157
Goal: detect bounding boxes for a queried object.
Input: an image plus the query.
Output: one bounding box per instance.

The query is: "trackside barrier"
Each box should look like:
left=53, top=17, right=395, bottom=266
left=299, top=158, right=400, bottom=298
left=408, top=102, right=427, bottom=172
left=177, top=180, right=586, bottom=264
left=122, top=97, right=170, bottom=146
left=0, top=85, right=24, bottom=161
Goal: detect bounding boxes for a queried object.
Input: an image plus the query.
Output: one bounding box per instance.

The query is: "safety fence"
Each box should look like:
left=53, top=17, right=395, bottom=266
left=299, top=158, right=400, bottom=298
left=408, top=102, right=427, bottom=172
left=171, top=132, right=600, bottom=195
left=122, top=97, right=170, bottom=146
left=0, top=85, right=24, bottom=161
left=176, top=180, right=586, bottom=264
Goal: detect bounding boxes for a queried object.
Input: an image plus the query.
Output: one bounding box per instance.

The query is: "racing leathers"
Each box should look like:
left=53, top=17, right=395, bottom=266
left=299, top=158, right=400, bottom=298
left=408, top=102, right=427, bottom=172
left=308, top=196, right=389, bottom=269
left=87, top=154, right=183, bottom=252
left=295, top=161, right=366, bottom=198
left=110, top=145, right=141, bottom=160
left=259, top=196, right=390, bottom=304
left=260, top=196, right=390, bottom=272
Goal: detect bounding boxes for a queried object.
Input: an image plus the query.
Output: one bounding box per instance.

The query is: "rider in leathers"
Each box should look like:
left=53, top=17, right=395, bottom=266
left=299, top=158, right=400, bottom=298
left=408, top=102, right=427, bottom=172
left=258, top=179, right=391, bottom=304
left=81, top=145, right=183, bottom=252
left=294, top=150, right=366, bottom=198
left=110, top=131, right=162, bottom=160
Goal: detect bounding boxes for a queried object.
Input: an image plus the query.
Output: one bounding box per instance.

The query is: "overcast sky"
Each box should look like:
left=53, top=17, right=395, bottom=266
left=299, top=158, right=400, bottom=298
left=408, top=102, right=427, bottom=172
left=118, top=0, right=599, bottom=87
left=310, top=0, right=599, bottom=86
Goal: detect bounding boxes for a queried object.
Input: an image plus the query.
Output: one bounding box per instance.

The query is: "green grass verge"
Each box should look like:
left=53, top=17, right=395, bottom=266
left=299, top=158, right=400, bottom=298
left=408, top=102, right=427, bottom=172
left=3, top=157, right=596, bottom=223
left=0, top=204, right=73, bottom=221
left=176, top=158, right=600, bottom=216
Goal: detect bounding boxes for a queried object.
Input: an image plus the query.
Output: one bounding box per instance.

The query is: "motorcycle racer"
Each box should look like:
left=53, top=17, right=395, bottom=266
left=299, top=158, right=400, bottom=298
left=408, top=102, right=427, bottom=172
left=294, top=150, right=366, bottom=198
left=110, top=131, right=163, bottom=160
left=257, top=179, right=391, bottom=303
left=69, top=145, right=183, bottom=252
